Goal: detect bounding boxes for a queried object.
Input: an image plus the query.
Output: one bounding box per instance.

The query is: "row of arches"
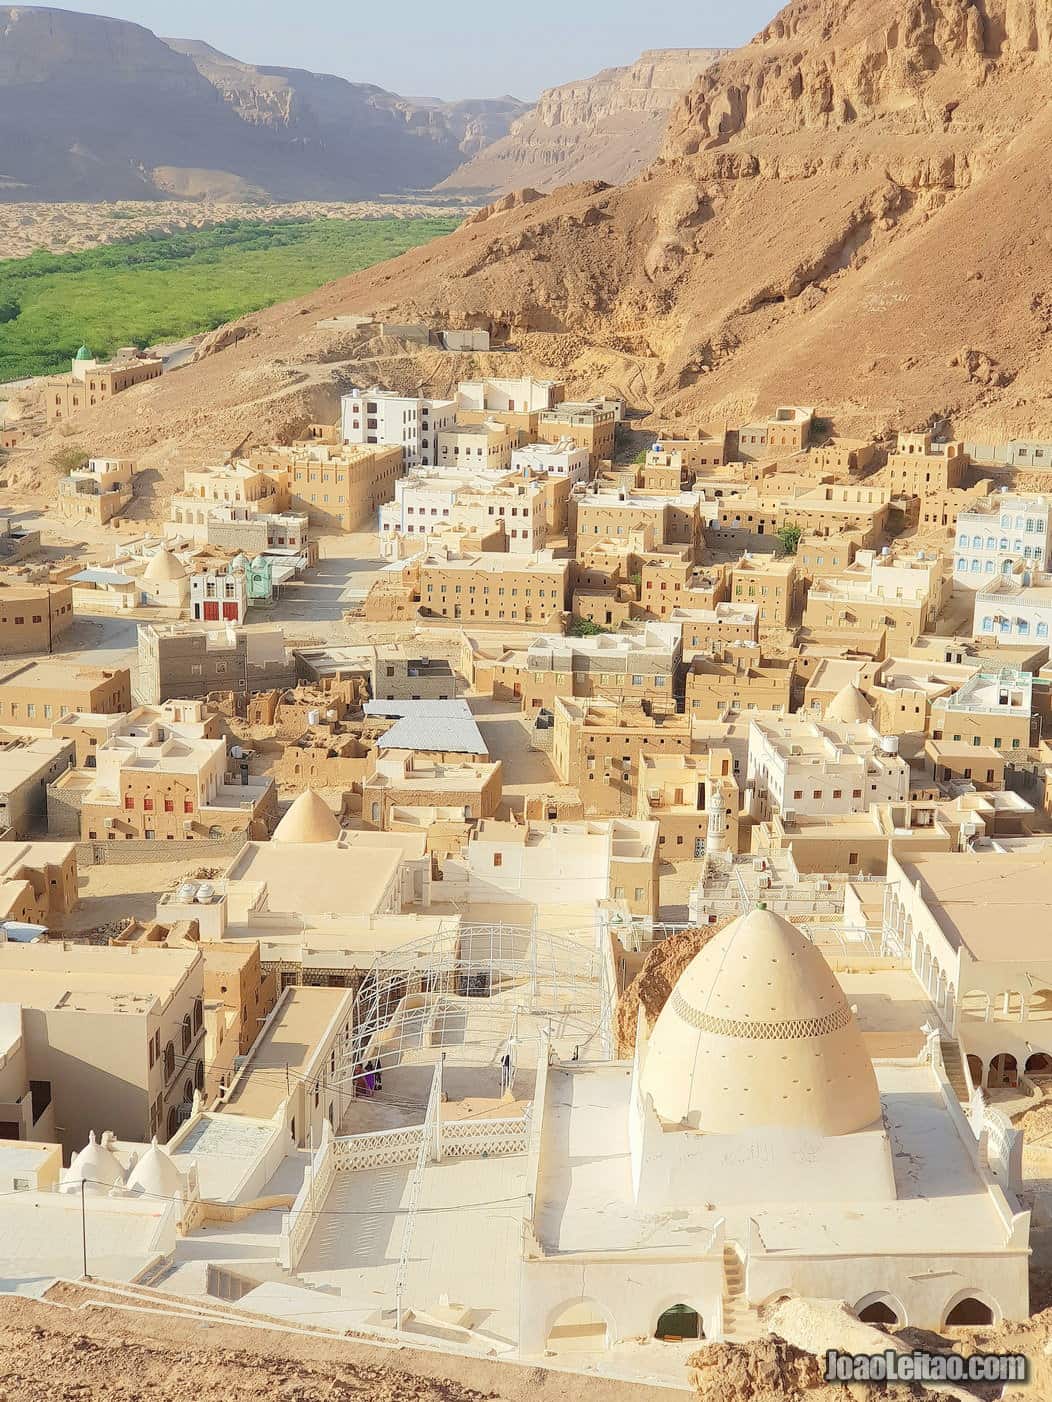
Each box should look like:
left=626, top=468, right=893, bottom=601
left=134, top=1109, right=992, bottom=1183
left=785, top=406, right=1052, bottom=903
left=967, top=1049, right=1052, bottom=1090
left=855, top=1290, right=996, bottom=1328
left=882, top=896, right=957, bottom=1030
left=543, top=1290, right=999, bottom=1352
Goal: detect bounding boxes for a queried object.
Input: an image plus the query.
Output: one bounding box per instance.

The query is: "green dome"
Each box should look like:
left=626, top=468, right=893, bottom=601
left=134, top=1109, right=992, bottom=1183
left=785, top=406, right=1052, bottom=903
left=74, top=345, right=92, bottom=361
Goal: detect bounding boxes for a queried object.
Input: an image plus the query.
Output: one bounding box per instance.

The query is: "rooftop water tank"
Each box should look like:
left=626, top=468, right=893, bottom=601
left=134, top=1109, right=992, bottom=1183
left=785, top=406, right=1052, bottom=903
left=177, top=882, right=197, bottom=903
left=195, top=883, right=216, bottom=904
left=880, top=734, right=900, bottom=755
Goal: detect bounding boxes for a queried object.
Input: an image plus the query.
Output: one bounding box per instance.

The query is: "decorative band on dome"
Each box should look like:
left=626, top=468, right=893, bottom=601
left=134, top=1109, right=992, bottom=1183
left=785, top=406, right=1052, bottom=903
left=669, top=988, right=852, bottom=1040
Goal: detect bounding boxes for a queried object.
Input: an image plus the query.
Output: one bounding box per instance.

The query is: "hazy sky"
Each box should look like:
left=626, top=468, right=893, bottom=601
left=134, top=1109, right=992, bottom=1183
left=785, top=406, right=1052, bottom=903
left=39, top=0, right=780, bottom=99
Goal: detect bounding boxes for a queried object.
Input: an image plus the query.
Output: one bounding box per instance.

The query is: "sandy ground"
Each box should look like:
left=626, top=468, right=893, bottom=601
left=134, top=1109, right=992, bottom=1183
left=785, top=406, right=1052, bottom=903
left=470, top=696, right=557, bottom=818
left=53, top=858, right=223, bottom=936
left=0, top=1293, right=676, bottom=1402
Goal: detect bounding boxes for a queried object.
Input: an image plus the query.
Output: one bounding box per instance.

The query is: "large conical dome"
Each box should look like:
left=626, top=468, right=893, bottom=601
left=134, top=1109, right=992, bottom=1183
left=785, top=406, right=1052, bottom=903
left=640, top=906, right=880, bottom=1136
left=272, top=788, right=341, bottom=844
left=826, top=682, right=873, bottom=725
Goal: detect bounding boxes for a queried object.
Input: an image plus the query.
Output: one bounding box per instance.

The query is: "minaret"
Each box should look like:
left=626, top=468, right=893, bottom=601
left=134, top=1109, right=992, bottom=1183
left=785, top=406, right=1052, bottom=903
left=706, top=782, right=730, bottom=862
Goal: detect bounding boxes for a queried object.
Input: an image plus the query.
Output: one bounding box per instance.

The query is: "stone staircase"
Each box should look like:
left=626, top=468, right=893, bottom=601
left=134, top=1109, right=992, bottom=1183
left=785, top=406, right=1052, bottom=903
left=42, top=1276, right=343, bottom=1340
left=940, top=1039, right=970, bottom=1104
left=721, top=1242, right=761, bottom=1343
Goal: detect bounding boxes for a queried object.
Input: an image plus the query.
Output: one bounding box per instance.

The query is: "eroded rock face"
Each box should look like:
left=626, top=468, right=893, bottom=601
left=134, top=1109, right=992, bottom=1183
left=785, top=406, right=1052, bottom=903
left=688, top=1337, right=827, bottom=1402
left=440, top=49, right=728, bottom=194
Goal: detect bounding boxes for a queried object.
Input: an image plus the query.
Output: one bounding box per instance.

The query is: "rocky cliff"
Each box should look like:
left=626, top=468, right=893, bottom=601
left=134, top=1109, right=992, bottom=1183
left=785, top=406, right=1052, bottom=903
left=14, top=0, right=1052, bottom=483
left=439, top=48, right=726, bottom=193
left=0, top=7, right=525, bottom=202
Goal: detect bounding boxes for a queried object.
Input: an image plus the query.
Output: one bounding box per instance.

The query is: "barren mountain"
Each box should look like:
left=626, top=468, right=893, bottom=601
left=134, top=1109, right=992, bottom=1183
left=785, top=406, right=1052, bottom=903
left=165, top=38, right=527, bottom=196
left=438, top=48, right=727, bottom=194
left=0, top=7, right=525, bottom=201
left=13, top=0, right=1052, bottom=484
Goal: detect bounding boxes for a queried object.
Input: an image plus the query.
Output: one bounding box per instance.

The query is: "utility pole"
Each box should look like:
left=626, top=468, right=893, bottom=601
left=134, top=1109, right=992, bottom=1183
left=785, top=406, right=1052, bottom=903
left=80, top=1177, right=89, bottom=1280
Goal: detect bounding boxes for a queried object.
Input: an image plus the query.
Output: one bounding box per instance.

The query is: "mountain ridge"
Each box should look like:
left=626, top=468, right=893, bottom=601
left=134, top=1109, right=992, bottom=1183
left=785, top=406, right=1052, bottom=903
left=0, top=5, right=527, bottom=201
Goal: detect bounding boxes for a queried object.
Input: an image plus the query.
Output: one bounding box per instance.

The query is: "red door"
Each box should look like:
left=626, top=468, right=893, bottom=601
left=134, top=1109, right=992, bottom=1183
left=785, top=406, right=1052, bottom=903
left=222, top=602, right=239, bottom=621
left=203, top=601, right=219, bottom=621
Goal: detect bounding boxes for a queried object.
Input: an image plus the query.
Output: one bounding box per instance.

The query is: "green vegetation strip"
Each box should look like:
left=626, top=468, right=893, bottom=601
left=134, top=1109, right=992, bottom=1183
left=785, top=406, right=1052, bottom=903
left=0, top=216, right=459, bottom=382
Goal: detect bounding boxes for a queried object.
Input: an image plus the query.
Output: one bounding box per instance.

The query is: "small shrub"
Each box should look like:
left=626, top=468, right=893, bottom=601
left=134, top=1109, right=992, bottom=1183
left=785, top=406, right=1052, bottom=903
left=49, top=445, right=89, bottom=474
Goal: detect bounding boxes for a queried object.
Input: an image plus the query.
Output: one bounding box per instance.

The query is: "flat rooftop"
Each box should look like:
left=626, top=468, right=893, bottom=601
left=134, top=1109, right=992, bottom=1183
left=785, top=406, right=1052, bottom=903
left=0, top=661, right=125, bottom=689
left=535, top=1058, right=1009, bottom=1257
left=0, top=737, right=71, bottom=784
left=0, top=840, right=75, bottom=876
left=900, top=852, right=1052, bottom=963
left=220, top=986, right=349, bottom=1121
left=225, top=833, right=422, bottom=920
left=0, top=943, right=197, bottom=1013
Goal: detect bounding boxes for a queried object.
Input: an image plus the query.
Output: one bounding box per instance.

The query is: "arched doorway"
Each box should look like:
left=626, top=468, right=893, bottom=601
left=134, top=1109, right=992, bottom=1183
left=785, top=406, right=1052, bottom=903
left=988, top=1052, right=1018, bottom=1088
left=943, top=1295, right=995, bottom=1327
left=966, top=1054, right=984, bottom=1088
left=655, top=1304, right=702, bottom=1341
left=546, top=1299, right=610, bottom=1353
left=1025, top=1052, right=1052, bottom=1078
left=854, top=1293, right=903, bottom=1326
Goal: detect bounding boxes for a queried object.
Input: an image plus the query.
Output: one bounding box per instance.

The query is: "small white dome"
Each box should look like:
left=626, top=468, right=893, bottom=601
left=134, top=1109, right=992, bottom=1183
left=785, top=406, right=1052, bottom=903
left=272, top=788, right=341, bottom=844
left=126, top=1137, right=187, bottom=1199
left=61, top=1130, right=126, bottom=1194
left=142, top=547, right=187, bottom=583
left=826, top=683, right=873, bottom=725
left=641, top=906, right=880, bottom=1136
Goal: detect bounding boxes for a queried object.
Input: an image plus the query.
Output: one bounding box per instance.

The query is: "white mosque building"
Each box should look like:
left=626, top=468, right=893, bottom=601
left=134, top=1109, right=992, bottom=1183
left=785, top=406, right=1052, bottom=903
left=6, top=902, right=1029, bottom=1371
left=516, top=906, right=1030, bottom=1352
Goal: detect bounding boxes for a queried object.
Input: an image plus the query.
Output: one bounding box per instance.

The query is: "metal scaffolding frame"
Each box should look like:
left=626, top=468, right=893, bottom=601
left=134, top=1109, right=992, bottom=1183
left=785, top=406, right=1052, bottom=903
left=335, top=922, right=613, bottom=1093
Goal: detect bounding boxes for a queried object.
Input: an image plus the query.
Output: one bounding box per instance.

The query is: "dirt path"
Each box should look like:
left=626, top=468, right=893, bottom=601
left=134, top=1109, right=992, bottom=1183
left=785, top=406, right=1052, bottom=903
left=0, top=1294, right=678, bottom=1402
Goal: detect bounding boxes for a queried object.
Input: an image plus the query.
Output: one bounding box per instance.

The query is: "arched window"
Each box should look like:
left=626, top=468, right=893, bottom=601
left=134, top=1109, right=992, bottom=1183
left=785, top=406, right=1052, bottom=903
left=164, top=1041, right=175, bottom=1080
left=854, top=1294, right=903, bottom=1326
left=988, top=1051, right=1018, bottom=1088
left=944, top=1295, right=995, bottom=1327
left=193, top=997, right=203, bottom=1033
left=181, top=1013, right=192, bottom=1054
left=194, top=1060, right=205, bottom=1091
left=546, top=1299, right=610, bottom=1353
left=655, top=1304, right=702, bottom=1341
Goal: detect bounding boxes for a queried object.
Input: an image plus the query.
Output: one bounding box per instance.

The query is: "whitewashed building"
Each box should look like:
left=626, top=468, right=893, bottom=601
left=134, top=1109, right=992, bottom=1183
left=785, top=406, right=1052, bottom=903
left=954, top=493, right=1052, bottom=584
left=746, top=708, right=909, bottom=823
left=973, top=571, right=1052, bottom=642
left=341, top=388, right=456, bottom=468
left=511, top=438, right=590, bottom=486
